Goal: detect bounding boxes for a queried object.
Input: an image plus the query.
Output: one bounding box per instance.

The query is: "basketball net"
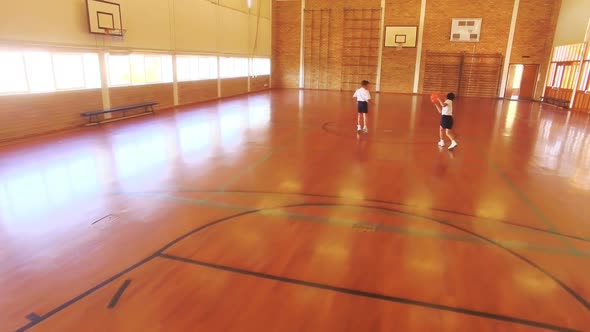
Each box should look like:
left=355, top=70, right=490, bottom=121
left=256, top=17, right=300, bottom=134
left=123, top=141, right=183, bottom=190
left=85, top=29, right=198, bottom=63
left=396, top=42, right=403, bottom=51
left=104, top=28, right=126, bottom=42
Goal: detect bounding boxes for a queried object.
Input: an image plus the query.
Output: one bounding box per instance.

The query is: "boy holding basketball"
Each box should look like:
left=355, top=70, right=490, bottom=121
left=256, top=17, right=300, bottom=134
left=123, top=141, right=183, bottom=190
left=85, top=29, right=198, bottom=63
left=434, top=92, right=458, bottom=150
left=353, top=80, right=372, bottom=132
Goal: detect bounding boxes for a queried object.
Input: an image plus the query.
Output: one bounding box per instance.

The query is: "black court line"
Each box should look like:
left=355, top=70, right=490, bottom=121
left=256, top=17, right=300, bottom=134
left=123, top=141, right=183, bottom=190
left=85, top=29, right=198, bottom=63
left=25, top=313, right=41, bottom=323
left=14, top=209, right=260, bottom=332
left=107, top=279, right=131, bottom=309
left=157, top=253, right=580, bottom=332
left=328, top=203, right=590, bottom=311
left=14, top=204, right=589, bottom=332
left=91, top=215, right=112, bottom=225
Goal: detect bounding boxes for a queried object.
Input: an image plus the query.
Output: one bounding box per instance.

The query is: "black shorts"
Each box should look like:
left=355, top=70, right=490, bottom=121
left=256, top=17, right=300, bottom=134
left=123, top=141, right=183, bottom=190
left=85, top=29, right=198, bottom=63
left=441, top=115, right=453, bottom=129
left=358, top=101, right=368, bottom=113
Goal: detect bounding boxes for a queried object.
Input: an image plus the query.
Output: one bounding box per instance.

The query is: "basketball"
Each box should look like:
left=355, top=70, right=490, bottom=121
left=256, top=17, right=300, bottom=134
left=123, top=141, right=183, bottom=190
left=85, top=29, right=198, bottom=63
left=430, top=93, right=440, bottom=103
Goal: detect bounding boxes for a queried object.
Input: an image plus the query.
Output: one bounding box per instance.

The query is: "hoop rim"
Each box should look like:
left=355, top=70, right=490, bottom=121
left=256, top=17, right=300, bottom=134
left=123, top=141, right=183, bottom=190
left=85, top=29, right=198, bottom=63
left=103, top=28, right=126, bottom=37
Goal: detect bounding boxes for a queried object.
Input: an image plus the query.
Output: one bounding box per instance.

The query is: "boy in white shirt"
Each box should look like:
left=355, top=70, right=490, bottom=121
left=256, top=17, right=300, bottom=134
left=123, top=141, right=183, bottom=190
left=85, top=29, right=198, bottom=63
left=353, top=80, right=372, bottom=133
left=434, top=92, right=458, bottom=150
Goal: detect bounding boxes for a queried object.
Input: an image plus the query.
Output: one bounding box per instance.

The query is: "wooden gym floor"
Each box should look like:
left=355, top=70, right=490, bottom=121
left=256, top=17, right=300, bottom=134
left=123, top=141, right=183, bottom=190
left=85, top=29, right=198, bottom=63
left=1, top=90, right=590, bottom=331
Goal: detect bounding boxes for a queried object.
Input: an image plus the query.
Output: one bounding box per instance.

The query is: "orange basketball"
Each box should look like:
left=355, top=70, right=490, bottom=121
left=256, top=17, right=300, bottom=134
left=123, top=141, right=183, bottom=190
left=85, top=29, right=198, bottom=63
left=430, top=93, right=439, bottom=103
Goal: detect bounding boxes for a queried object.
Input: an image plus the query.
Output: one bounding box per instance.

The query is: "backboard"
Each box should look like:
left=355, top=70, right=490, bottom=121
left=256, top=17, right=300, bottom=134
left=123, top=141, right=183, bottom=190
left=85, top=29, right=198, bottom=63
left=384, top=26, right=417, bottom=48
left=86, top=0, right=123, bottom=36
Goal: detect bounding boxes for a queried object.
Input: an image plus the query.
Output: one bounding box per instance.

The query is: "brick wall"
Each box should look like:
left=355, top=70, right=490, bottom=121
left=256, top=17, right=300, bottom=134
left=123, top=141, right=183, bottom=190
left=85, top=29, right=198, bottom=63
left=272, top=0, right=561, bottom=96
left=272, top=0, right=301, bottom=88
left=251, top=75, right=271, bottom=92
left=305, top=0, right=382, bottom=90
left=417, top=0, right=514, bottom=92
left=380, top=0, right=421, bottom=93
left=511, top=0, right=562, bottom=99
left=178, top=80, right=218, bottom=106
left=220, top=77, right=249, bottom=97
left=0, top=89, right=103, bottom=142
left=110, top=84, right=175, bottom=110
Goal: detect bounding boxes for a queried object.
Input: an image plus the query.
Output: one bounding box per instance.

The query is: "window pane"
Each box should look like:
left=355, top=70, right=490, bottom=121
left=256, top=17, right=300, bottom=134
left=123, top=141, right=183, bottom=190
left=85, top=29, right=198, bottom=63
left=130, top=54, right=146, bottom=85
left=199, top=56, right=217, bottom=80
left=0, top=52, right=28, bottom=93
left=235, top=58, right=249, bottom=77
left=176, top=56, right=191, bottom=81
left=83, top=53, right=101, bottom=89
left=145, top=56, right=162, bottom=83
left=253, top=58, right=270, bottom=76
left=220, top=57, right=234, bottom=78
left=24, top=51, right=54, bottom=92
left=190, top=56, right=200, bottom=80
left=53, top=54, right=85, bottom=89
left=161, top=55, right=173, bottom=83
left=107, top=55, right=131, bottom=86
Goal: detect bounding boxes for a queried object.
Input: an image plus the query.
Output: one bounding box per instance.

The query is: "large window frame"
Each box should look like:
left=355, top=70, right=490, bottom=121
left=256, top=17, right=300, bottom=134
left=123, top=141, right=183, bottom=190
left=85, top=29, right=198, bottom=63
left=219, top=57, right=249, bottom=79
left=252, top=57, right=271, bottom=76
left=106, top=53, right=173, bottom=87
left=0, top=50, right=101, bottom=95
left=176, top=55, right=218, bottom=82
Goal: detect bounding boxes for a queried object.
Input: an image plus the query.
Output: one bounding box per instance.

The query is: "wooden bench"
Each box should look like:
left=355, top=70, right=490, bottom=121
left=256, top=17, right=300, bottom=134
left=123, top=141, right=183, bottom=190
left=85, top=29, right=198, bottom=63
left=81, top=102, right=158, bottom=125
left=541, top=97, right=569, bottom=108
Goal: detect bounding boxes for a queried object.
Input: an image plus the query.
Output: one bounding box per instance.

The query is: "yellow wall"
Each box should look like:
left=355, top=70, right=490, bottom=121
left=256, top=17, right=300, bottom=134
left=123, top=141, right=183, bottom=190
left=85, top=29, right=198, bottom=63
left=0, top=0, right=271, bottom=56
left=553, top=0, right=590, bottom=46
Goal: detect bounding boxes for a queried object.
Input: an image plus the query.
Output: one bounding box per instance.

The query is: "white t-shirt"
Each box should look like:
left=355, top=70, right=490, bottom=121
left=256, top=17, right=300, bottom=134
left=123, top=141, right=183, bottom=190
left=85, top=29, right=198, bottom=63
left=442, top=99, right=453, bottom=116
left=353, top=87, right=371, bottom=102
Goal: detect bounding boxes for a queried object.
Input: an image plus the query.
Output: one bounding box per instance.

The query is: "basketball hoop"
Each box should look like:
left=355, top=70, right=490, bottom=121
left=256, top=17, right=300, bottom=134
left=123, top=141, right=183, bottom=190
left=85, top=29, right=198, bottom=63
left=395, top=42, right=403, bottom=51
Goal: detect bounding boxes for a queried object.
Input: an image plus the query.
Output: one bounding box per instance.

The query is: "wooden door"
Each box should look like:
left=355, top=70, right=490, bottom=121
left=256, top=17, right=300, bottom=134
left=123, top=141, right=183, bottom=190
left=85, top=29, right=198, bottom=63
left=519, top=64, right=539, bottom=100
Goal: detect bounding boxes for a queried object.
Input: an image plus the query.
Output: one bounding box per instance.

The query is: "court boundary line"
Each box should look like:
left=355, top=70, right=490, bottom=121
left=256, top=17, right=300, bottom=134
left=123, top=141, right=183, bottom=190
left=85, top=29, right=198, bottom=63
left=157, top=253, right=580, bottom=332
left=14, top=203, right=589, bottom=332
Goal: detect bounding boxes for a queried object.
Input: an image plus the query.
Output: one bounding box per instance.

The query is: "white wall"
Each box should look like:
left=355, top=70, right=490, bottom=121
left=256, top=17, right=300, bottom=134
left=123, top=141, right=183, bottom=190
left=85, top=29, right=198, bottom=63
left=0, top=0, right=271, bottom=56
left=553, top=0, right=590, bottom=46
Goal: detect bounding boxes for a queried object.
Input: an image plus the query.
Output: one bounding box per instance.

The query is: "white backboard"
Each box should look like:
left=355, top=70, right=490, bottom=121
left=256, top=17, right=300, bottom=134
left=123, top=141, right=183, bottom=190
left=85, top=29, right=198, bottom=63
left=86, top=0, right=123, bottom=35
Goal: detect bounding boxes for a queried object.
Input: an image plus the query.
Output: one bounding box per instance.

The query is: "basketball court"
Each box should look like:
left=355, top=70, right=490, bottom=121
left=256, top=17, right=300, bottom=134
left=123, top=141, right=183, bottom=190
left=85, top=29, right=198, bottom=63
left=1, top=0, right=590, bottom=331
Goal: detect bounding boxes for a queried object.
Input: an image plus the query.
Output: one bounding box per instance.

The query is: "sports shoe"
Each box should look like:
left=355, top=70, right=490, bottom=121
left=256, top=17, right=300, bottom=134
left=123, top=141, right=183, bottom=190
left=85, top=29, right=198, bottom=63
left=448, top=141, right=458, bottom=150
left=363, top=127, right=368, bottom=133
left=357, top=125, right=361, bottom=131
left=438, top=140, right=445, bottom=147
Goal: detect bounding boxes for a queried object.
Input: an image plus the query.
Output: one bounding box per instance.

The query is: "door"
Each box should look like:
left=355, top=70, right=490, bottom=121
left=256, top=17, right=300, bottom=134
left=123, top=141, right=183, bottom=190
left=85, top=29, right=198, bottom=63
left=505, top=64, right=539, bottom=100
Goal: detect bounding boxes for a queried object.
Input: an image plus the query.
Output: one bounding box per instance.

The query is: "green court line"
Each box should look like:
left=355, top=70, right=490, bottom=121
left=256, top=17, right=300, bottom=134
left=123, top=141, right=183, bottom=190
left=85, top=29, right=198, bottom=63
left=176, top=189, right=588, bottom=242
left=257, top=208, right=589, bottom=257
left=142, top=193, right=590, bottom=258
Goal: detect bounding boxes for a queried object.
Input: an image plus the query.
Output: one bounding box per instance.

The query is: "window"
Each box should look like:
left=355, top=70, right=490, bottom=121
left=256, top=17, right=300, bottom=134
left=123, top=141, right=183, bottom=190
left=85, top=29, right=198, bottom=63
left=220, top=57, right=249, bottom=78
left=252, top=58, right=271, bottom=76
left=53, top=54, right=85, bottom=89
left=106, top=53, right=173, bottom=87
left=176, top=55, right=218, bottom=81
left=0, top=52, right=28, bottom=94
left=24, top=52, right=54, bottom=92
left=0, top=50, right=100, bottom=95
